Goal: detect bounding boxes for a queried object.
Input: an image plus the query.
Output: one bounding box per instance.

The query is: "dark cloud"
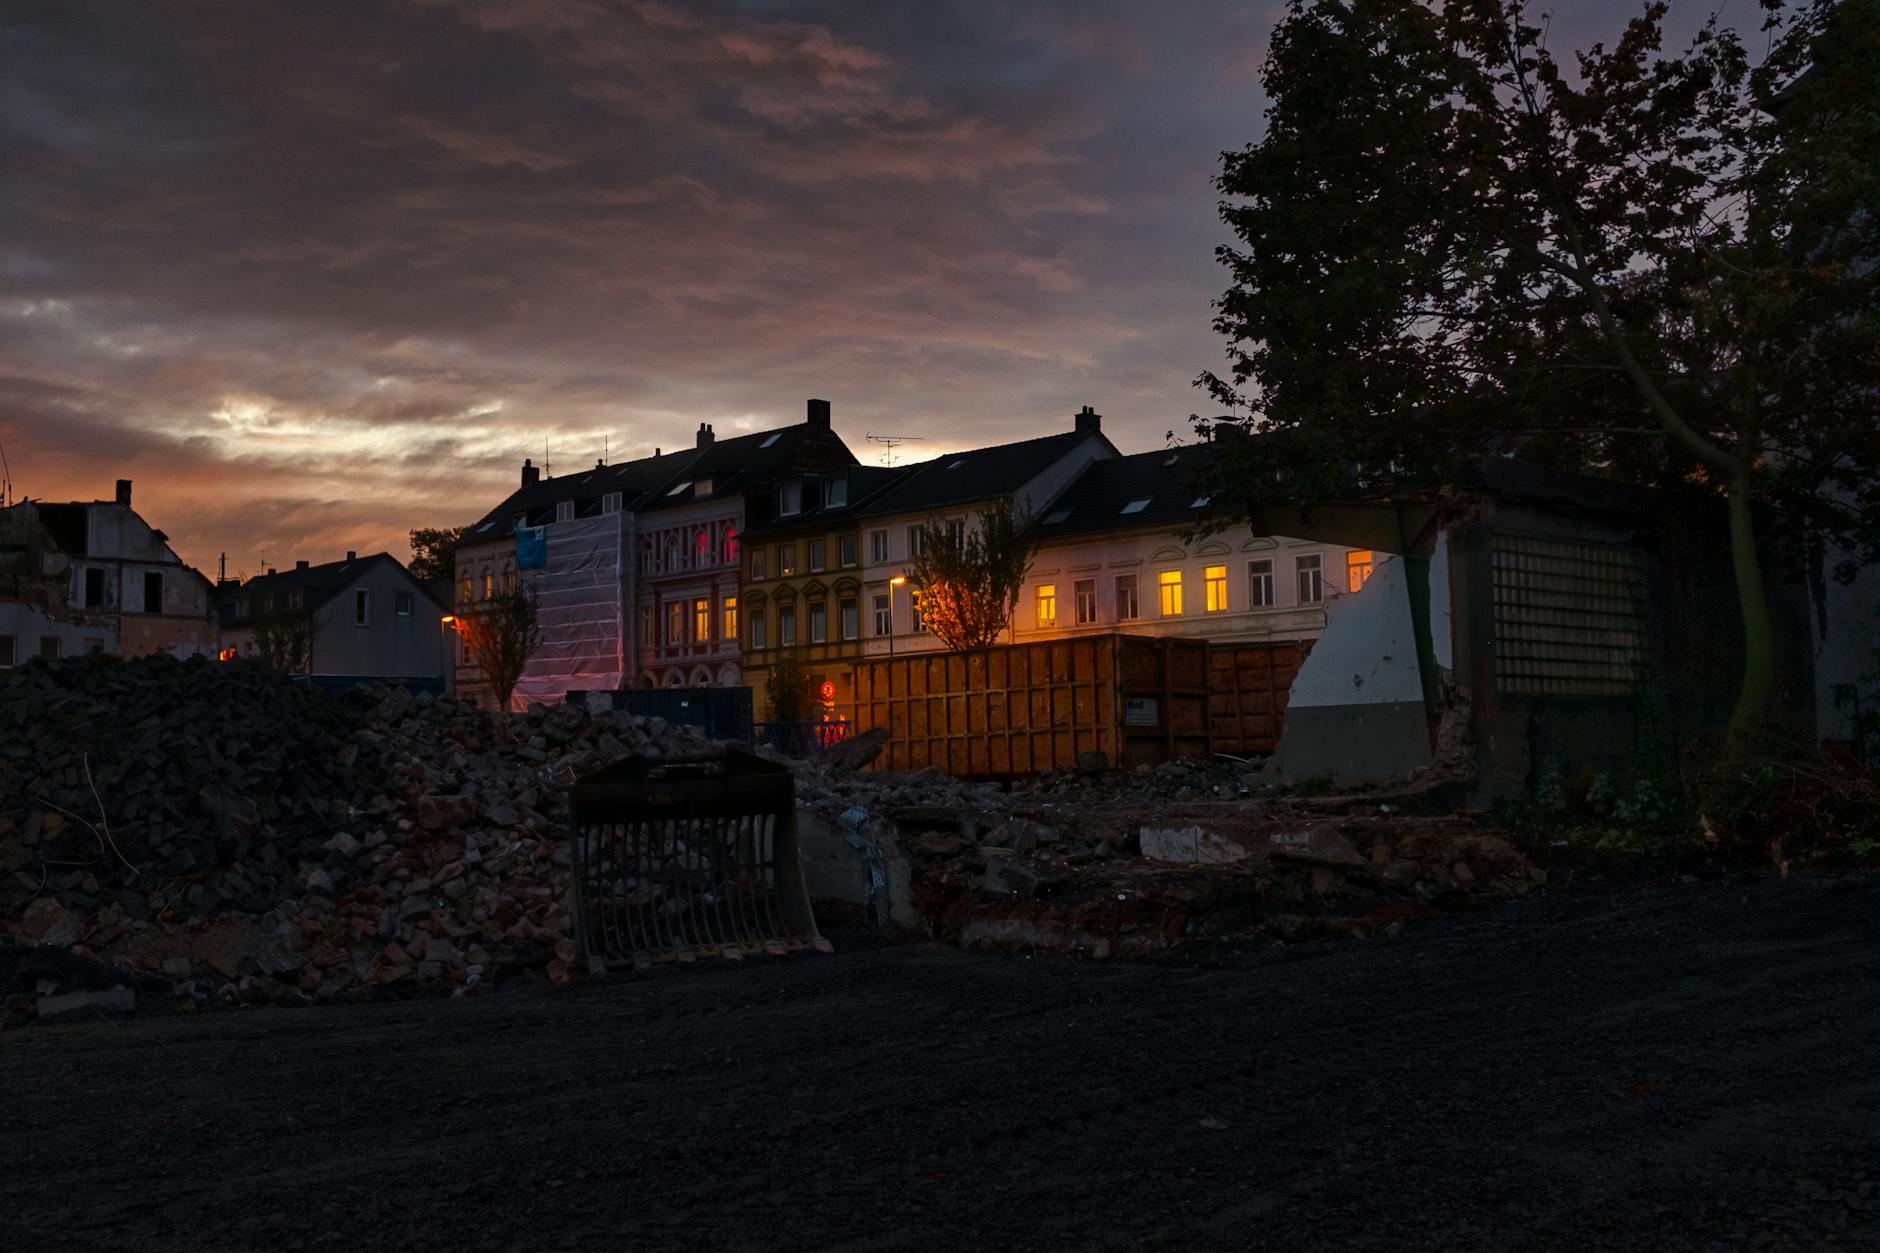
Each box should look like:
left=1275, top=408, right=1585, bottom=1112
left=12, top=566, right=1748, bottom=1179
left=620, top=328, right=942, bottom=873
left=1, top=0, right=1268, bottom=571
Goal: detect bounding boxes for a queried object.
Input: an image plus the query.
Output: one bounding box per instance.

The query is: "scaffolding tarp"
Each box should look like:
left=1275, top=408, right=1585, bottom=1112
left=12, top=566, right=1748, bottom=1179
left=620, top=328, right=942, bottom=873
left=511, top=514, right=626, bottom=709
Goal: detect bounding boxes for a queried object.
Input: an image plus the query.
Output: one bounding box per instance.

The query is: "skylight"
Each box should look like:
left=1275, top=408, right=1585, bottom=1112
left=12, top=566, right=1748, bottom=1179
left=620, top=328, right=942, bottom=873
left=1163, top=454, right=1180, bottom=467
left=476, top=521, right=494, bottom=532
left=1191, top=495, right=1211, bottom=509
left=1120, top=498, right=1151, bottom=514
left=1043, top=509, right=1071, bottom=525
left=760, top=433, right=782, bottom=448
left=665, top=481, right=691, bottom=496
left=947, top=459, right=968, bottom=471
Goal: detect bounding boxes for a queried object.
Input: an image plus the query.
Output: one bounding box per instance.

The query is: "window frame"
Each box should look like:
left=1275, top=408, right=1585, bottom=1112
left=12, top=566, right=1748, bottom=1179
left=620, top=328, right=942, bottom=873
left=353, top=589, right=370, bottom=627
left=869, top=530, right=889, bottom=563
left=1297, top=554, right=1324, bottom=604
left=1157, top=569, right=1183, bottom=617
left=838, top=533, right=858, bottom=569
left=1204, top=565, right=1228, bottom=613
left=1073, top=578, right=1097, bottom=625
left=873, top=593, right=891, bottom=637
left=1035, top=583, right=1057, bottom=629
left=395, top=591, right=414, bottom=617
left=1115, top=574, right=1139, bottom=621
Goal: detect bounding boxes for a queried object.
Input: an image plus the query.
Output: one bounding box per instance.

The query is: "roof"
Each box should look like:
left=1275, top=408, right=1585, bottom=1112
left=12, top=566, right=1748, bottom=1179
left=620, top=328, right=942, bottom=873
left=464, top=447, right=704, bottom=544
left=858, top=430, right=1108, bottom=518
left=742, top=465, right=911, bottom=540
left=219, top=552, right=441, bottom=625
left=1029, top=443, right=1224, bottom=541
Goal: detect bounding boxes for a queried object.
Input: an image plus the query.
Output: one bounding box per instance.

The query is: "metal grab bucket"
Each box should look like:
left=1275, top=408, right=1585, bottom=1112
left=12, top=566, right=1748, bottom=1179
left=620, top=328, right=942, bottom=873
left=569, top=749, right=831, bottom=971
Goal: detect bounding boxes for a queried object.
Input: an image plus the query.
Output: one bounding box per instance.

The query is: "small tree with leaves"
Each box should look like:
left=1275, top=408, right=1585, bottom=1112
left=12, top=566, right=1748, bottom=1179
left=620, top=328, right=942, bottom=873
left=459, top=587, right=541, bottom=712
left=408, top=526, right=467, bottom=584
left=765, top=645, right=813, bottom=723
left=251, top=606, right=318, bottom=673
left=908, top=501, right=1039, bottom=652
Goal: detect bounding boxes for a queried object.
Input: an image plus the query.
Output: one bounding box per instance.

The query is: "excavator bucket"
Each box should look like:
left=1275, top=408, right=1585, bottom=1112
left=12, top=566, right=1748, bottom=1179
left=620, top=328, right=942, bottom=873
left=569, top=749, right=831, bottom=972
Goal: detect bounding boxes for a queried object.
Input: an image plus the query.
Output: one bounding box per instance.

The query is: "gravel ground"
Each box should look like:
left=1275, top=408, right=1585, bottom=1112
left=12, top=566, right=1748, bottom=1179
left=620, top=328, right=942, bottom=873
left=4, top=871, right=1878, bottom=1252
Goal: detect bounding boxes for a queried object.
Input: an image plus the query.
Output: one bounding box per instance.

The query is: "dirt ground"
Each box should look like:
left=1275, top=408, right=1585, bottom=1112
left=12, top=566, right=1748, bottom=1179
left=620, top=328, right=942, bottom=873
left=4, top=870, right=1878, bottom=1253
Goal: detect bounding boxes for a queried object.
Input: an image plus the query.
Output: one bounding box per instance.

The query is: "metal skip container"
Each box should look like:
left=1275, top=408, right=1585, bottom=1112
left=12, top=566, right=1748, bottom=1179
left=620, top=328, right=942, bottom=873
left=569, top=749, right=831, bottom=971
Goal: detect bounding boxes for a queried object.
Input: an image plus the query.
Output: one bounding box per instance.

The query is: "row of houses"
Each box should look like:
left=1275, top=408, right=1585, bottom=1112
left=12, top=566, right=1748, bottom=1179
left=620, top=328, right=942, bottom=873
left=0, top=479, right=448, bottom=680
left=450, top=400, right=1375, bottom=719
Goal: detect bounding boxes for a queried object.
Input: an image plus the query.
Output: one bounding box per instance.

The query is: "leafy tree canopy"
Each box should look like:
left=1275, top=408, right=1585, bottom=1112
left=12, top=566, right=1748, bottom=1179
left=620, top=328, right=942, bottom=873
left=408, top=526, right=467, bottom=585
left=907, top=501, right=1040, bottom=652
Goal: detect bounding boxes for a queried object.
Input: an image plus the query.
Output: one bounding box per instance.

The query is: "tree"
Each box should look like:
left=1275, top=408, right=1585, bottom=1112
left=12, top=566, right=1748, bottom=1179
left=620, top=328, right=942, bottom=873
left=765, top=646, right=813, bottom=723
left=907, top=501, right=1040, bottom=651
left=458, top=587, right=541, bottom=712
left=1201, top=0, right=1880, bottom=749
left=408, top=526, right=467, bottom=585
left=252, top=606, right=318, bottom=673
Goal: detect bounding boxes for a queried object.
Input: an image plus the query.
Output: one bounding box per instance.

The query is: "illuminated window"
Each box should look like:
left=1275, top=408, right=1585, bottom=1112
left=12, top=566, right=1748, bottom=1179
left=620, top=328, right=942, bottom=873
left=873, top=594, right=891, bottom=636
left=481, top=572, right=493, bottom=599
left=808, top=539, right=825, bottom=572
left=723, top=596, right=738, bottom=641
left=1074, top=579, right=1096, bottom=625
left=779, top=543, right=797, bottom=577
left=779, top=605, right=797, bottom=646
left=1297, top=554, right=1324, bottom=604
left=839, top=534, right=857, bottom=568
left=751, top=548, right=767, bottom=580
left=1204, top=565, right=1228, bottom=613
left=1346, top=550, right=1376, bottom=593
left=1158, top=570, right=1183, bottom=616
left=809, top=601, right=827, bottom=643
left=840, top=597, right=859, bottom=640
left=666, top=601, right=684, bottom=645
left=910, top=590, right=926, bottom=634
left=1249, top=559, right=1274, bottom=608
left=1035, top=584, right=1057, bottom=629
left=695, top=531, right=710, bottom=565
left=503, top=567, right=515, bottom=593
left=694, top=598, right=710, bottom=642
left=1115, top=574, right=1139, bottom=621
left=870, top=530, right=889, bottom=562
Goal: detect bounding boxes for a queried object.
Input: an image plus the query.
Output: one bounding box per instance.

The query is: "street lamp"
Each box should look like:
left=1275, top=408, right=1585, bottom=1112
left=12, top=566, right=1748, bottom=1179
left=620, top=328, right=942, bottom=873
left=887, top=575, right=906, bottom=659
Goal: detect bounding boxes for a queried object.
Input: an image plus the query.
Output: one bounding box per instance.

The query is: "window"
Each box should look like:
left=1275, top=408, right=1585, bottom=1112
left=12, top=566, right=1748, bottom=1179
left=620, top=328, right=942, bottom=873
left=945, top=518, right=966, bottom=548
left=641, top=606, right=654, bottom=647
left=870, top=530, right=889, bottom=563
left=1121, top=498, right=1151, bottom=515
left=84, top=568, right=105, bottom=609
left=1035, top=584, right=1057, bottom=629
left=779, top=605, right=797, bottom=646
left=751, top=548, right=767, bottom=581
left=873, top=593, right=891, bottom=637
left=235, top=596, right=250, bottom=618
left=809, top=601, right=827, bottom=644
left=695, top=531, right=710, bottom=567
left=750, top=608, right=767, bottom=650
left=0, top=636, right=13, bottom=668
left=722, top=527, right=739, bottom=564
left=1297, top=554, right=1324, bottom=603
left=1249, top=559, right=1275, bottom=608
left=666, top=601, right=685, bottom=646
left=839, top=534, right=857, bottom=568
left=395, top=592, right=413, bottom=617
left=513, top=512, right=528, bottom=531
left=665, top=481, right=690, bottom=497
left=840, top=597, right=859, bottom=640
left=556, top=501, right=575, bottom=522
left=1043, top=509, right=1071, bottom=526
left=665, top=534, right=681, bottom=572
left=1192, top=495, right=1211, bottom=509
left=778, top=481, right=802, bottom=515
left=779, top=543, right=797, bottom=577
left=1204, top=565, right=1228, bottom=613
left=759, top=432, right=781, bottom=448
left=1115, top=574, right=1139, bottom=621
left=482, top=571, right=494, bottom=599
left=694, top=598, right=711, bottom=642
left=808, top=539, right=825, bottom=572
left=503, top=568, right=516, bottom=593
left=354, top=589, right=369, bottom=626
left=144, top=571, right=163, bottom=612
left=907, top=526, right=924, bottom=558
left=40, top=636, right=61, bottom=660
left=1158, top=570, right=1183, bottom=616
left=723, top=596, right=738, bottom=641
left=1074, top=579, right=1097, bottom=625
left=602, top=491, right=622, bottom=514
left=459, top=576, right=472, bottom=605
left=824, top=475, right=848, bottom=508
left=909, top=591, right=926, bottom=634
left=1346, top=550, right=1376, bottom=593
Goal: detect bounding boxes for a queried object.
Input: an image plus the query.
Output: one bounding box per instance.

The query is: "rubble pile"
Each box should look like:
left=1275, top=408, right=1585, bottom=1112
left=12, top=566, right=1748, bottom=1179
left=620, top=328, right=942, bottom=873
left=1, top=654, right=708, bottom=1023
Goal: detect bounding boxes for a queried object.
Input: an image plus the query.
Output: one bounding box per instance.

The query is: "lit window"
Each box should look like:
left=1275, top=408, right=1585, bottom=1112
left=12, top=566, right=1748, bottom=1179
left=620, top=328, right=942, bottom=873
left=694, top=598, right=710, bottom=642
left=459, top=577, right=471, bottom=605
left=808, top=539, right=825, bottom=572
left=1297, top=554, right=1324, bottom=604
left=869, top=530, right=889, bottom=563
left=839, top=534, right=857, bottom=568
left=1158, top=570, right=1183, bottom=616
left=666, top=601, right=685, bottom=645
left=778, top=482, right=802, bottom=515
left=1073, top=579, right=1096, bottom=625
left=1204, top=565, right=1228, bottom=613
left=779, top=543, right=797, bottom=577
left=1346, top=550, right=1376, bottom=593
left=873, top=593, right=891, bottom=636
left=1121, top=498, right=1151, bottom=515
left=503, top=568, right=515, bottom=593
left=840, top=597, right=859, bottom=640
left=1035, top=584, right=1057, bottom=629
left=779, top=605, right=797, bottom=646
left=910, top=591, right=926, bottom=634
left=723, top=596, right=738, bottom=641
left=723, top=526, right=739, bottom=564
left=751, top=548, right=767, bottom=580
left=695, top=531, right=710, bottom=565
left=1115, top=574, right=1139, bottom=621
left=809, top=602, right=827, bottom=643
left=482, top=572, right=493, bottom=599
left=1249, top=559, right=1275, bottom=608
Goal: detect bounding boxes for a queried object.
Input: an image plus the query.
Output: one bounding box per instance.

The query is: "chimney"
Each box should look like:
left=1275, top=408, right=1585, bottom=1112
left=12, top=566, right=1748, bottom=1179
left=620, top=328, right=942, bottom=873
left=807, top=398, right=831, bottom=432
left=296, top=560, right=310, bottom=571
left=345, top=550, right=356, bottom=561
left=1074, top=405, right=1101, bottom=435
left=115, top=479, right=132, bottom=506
left=521, top=457, right=540, bottom=488
left=266, top=567, right=277, bottom=576
left=697, top=422, right=715, bottom=449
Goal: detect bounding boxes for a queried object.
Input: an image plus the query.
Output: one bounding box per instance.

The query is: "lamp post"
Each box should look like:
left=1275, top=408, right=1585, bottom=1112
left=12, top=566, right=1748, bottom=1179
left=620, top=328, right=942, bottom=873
left=887, top=575, right=906, bottom=659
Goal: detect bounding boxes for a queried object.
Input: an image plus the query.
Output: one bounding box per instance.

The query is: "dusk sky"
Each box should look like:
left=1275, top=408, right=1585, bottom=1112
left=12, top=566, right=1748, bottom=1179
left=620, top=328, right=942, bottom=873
left=3, top=0, right=1686, bottom=578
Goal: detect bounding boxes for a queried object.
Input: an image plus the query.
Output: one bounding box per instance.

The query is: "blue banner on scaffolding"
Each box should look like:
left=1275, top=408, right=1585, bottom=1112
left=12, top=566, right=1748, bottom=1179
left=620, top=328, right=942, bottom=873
left=516, top=525, right=547, bottom=570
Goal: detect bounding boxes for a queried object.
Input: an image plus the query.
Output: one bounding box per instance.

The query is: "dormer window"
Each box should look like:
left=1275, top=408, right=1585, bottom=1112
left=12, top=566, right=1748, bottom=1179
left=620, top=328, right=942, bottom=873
left=824, top=474, right=848, bottom=508
left=778, top=481, right=802, bottom=515
left=695, top=477, right=713, bottom=496
left=556, top=501, right=575, bottom=522
left=602, top=492, right=622, bottom=514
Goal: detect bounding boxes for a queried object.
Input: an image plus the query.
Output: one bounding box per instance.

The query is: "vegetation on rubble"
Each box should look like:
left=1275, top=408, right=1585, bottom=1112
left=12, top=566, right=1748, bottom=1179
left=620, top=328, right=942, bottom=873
left=458, top=586, right=540, bottom=712
left=907, top=500, right=1040, bottom=651
left=1200, top=0, right=1880, bottom=753
left=764, top=645, right=813, bottom=723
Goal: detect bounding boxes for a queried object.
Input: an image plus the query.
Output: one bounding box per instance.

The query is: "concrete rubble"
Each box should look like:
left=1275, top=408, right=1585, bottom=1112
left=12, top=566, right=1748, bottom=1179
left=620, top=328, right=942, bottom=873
left=2, top=653, right=708, bottom=1025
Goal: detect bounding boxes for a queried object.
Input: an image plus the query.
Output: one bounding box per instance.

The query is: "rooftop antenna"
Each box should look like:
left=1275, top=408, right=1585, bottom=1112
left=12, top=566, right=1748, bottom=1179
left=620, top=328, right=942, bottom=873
left=0, top=432, right=12, bottom=509
left=603, top=434, right=609, bottom=466
left=865, top=432, right=927, bottom=467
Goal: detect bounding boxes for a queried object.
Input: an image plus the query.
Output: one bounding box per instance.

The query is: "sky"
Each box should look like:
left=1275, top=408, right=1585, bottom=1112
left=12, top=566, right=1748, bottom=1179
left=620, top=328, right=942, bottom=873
left=1, top=0, right=1689, bottom=578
